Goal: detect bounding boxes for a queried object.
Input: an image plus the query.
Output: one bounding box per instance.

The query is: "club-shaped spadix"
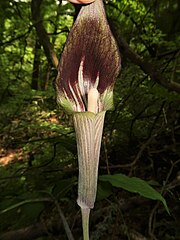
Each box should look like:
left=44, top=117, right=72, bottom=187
left=55, top=0, right=121, bottom=239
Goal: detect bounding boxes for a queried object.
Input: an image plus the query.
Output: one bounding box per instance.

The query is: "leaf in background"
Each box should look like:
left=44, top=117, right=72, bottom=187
left=96, top=181, right=112, bottom=201
left=53, top=177, right=77, bottom=199
left=0, top=197, right=49, bottom=230
left=15, top=202, right=45, bottom=228
left=99, top=173, right=170, bottom=214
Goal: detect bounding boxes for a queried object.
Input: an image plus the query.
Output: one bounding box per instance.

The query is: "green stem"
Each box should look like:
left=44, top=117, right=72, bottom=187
left=81, top=208, right=90, bottom=240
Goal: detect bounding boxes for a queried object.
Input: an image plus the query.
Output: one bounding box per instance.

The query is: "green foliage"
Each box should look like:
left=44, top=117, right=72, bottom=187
left=99, top=174, right=170, bottom=214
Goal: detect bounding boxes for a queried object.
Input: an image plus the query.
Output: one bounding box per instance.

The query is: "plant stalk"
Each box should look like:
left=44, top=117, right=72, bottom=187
left=81, top=208, right=90, bottom=240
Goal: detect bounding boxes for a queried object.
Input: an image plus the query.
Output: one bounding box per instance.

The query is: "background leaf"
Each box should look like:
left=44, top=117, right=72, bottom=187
left=99, top=174, right=170, bottom=214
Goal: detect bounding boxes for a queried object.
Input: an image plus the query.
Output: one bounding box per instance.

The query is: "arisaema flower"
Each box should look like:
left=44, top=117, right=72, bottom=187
left=55, top=0, right=120, bottom=239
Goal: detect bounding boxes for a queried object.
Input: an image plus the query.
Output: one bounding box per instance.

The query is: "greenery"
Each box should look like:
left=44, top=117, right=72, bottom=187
left=0, top=0, right=180, bottom=239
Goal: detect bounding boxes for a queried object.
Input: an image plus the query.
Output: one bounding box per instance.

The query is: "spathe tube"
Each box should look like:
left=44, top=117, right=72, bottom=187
left=73, top=111, right=106, bottom=239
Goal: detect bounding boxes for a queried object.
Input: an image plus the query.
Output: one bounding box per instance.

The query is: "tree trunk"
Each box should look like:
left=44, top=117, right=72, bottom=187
left=41, top=63, right=51, bottom=90
left=31, top=0, right=59, bottom=69
left=31, top=36, right=41, bottom=90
